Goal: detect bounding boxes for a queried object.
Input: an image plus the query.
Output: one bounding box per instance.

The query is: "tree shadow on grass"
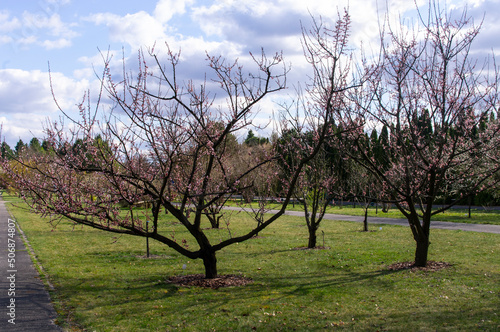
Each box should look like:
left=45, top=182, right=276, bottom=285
left=351, top=304, right=499, bottom=331
left=52, top=247, right=458, bottom=330
left=53, top=256, right=492, bottom=332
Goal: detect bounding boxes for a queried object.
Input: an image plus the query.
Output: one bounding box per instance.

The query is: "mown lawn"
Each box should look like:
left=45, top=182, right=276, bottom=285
left=6, top=195, right=500, bottom=331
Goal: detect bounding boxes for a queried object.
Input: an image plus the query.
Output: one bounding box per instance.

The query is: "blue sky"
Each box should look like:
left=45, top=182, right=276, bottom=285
left=1, top=0, right=499, bottom=147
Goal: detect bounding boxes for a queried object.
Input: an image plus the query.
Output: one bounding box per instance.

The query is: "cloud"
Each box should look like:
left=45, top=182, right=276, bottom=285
left=1, top=113, right=47, bottom=145
left=463, top=0, right=500, bottom=55
left=0, top=10, right=20, bottom=46
left=84, top=0, right=204, bottom=51
left=21, top=12, right=76, bottom=38
left=189, top=0, right=387, bottom=63
left=86, top=11, right=168, bottom=50
left=41, top=37, right=72, bottom=49
left=154, top=0, right=194, bottom=24
left=192, top=1, right=305, bottom=42
left=189, top=0, right=447, bottom=57
left=82, top=0, right=377, bottom=87
left=0, top=69, right=58, bottom=114
left=0, top=10, right=21, bottom=32
left=0, top=68, right=92, bottom=145
left=0, top=35, right=13, bottom=44
left=0, top=10, right=78, bottom=49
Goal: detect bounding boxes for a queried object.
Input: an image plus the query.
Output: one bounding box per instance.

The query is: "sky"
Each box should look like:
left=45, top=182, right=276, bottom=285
left=1, top=0, right=499, bottom=147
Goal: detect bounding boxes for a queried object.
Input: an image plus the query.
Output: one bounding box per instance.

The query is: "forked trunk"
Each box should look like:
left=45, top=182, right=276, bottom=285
left=206, top=214, right=220, bottom=229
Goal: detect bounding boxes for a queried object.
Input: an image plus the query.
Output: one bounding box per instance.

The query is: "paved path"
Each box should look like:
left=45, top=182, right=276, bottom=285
left=0, top=197, right=61, bottom=331
left=225, top=206, right=500, bottom=234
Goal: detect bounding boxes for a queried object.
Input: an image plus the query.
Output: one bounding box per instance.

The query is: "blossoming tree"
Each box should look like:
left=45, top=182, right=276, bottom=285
left=342, top=2, right=500, bottom=266
left=276, top=11, right=363, bottom=248
left=4, top=16, right=359, bottom=279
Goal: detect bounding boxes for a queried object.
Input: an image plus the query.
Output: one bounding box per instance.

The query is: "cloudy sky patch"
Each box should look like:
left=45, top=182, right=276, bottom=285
left=0, top=0, right=498, bottom=146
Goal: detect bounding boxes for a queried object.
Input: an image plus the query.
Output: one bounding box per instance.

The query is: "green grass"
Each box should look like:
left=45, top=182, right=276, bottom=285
left=5, top=195, right=500, bottom=331
left=226, top=200, right=500, bottom=225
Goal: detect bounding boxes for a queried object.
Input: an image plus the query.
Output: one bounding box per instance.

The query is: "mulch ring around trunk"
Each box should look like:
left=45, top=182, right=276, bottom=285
left=387, top=261, right=452, bottom=272
left=166, top=274, right=253, bottom=289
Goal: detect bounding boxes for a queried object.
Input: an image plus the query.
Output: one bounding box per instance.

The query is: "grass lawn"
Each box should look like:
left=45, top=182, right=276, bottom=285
left=226, top=200, right=500, bottom=225
left=5, top=195, right=500, bottom=331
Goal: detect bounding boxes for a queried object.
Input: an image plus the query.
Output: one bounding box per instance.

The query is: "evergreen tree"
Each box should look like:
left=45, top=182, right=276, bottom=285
left=41, top=140, right=55, bottom=154
left=14, top=139, right=26, bottom=156
left=1, top=142, right=14, bottom=160
left=244, top=130, right=261, bottom=146
left=29, top=137, right=43, bottom=153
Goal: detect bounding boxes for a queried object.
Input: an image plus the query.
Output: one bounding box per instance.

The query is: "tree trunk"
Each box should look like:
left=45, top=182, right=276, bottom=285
left=382, top=202, right=389, bottom=213
left=307, top=226, right=317, bottom=248
left=468, top=196, right=472, bottom=219
left=363, top=205, right=369, bottom=232
left=206, top=214, right=220, bottom=229
left=414, top=239, right=429, bottom=267
left=195, top=228, right=218, bottom=278
left=201, top=251, right=217, bottom=279
left=407, top=210, right=430, bottom=267
left=413, top=215, right=430, bottom=267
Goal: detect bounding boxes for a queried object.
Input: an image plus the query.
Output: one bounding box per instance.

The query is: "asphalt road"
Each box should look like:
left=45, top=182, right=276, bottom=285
left=0, top=198, right=61, bottom=331
left=224, top=206, right=500, bottom=234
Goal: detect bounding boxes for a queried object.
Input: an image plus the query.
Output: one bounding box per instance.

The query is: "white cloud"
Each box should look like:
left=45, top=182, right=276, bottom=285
left=177, top=36, right=242, bottom=59
left=0, top=10, right=77, bottom=49
left=154, top=0, right=194, bottom=24
left=0, top=35, right=13, bottom=44
left=18, top=35, right=37, bottom=46
left=0, top=10, right=20, bottom=46
left=190, top=0, right=438, bottom=55
left=21, top=12, right=76, bottom=38
left=0, top=10, right=21, bottom=32
left=0, top=69, right=92, bottom=145
left=1, top=113, right=47, bottom=145
left=86, top=11, right=168, bottom=50
left=41, top=37, right=72, bottom=49
left=77, top=48, right=143, bottom=84
left=191, top=0, right=377, bottom=53
left=0, top=69, right=57, bottom=114
left=72, top=67, right=94, bottom=80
